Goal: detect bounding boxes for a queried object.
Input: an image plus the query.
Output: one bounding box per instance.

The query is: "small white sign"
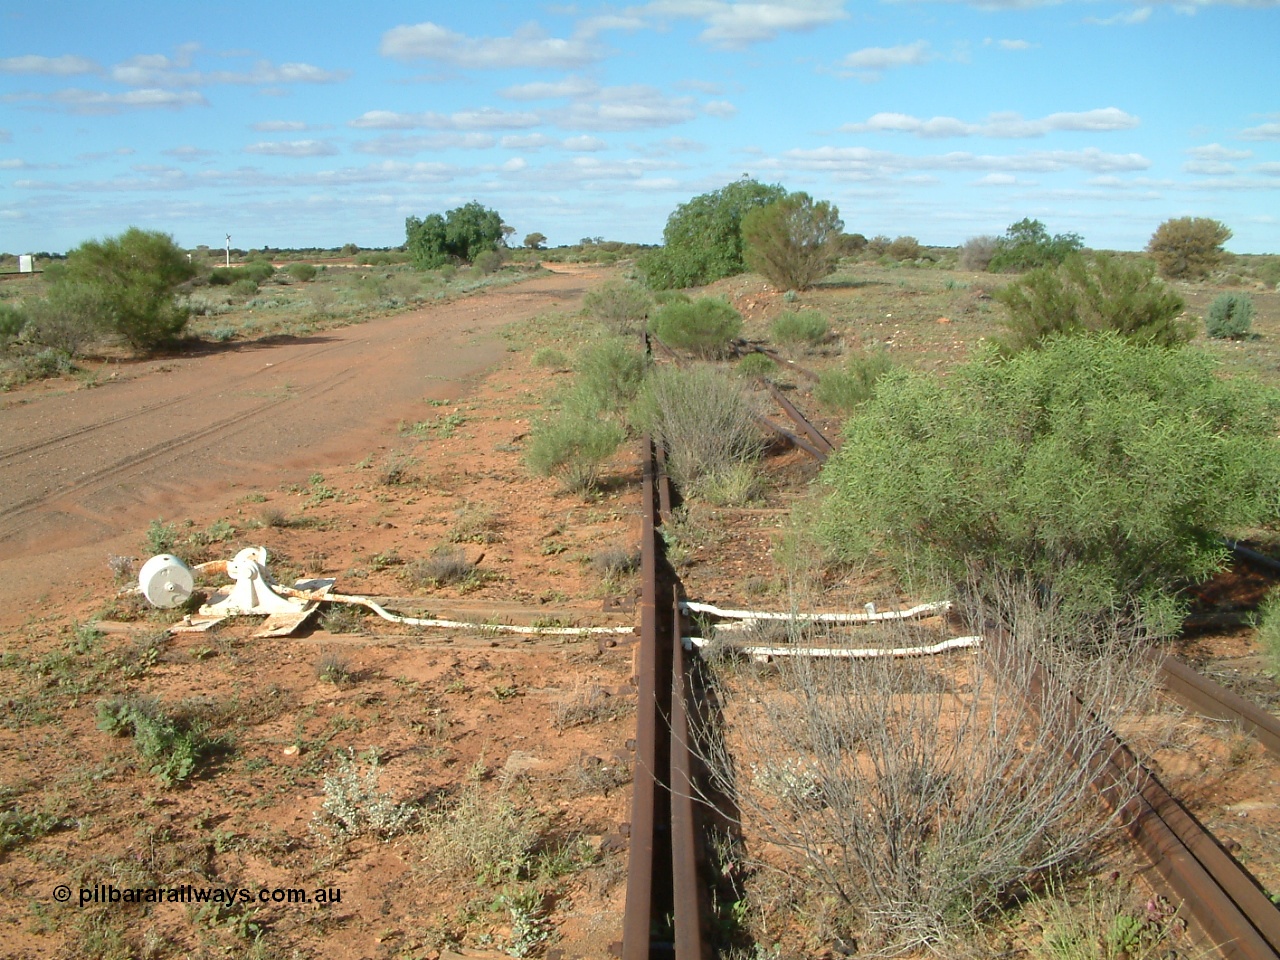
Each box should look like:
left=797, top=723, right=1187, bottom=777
left=18, top=254, right=33, bottom=273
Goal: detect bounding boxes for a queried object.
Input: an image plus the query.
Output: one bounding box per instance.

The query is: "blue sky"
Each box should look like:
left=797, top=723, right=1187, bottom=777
left=1, top=1, right=1277, bottom=256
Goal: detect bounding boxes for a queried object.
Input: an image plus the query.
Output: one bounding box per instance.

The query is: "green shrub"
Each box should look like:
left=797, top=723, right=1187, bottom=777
left=649, top=297, right=743, bottom=358
left=230, top=278, right=259, bottom=297
left=988, top=218, right=1083, bottom=272
left=242, top=260, right=276, bottom=285
left=285, top=262, right=317, bottom=282
left=887, top=235, right=922, bottom=261
left=1147, top=216, right=1231, bottom=280
left=815, top=350, right=897, bottom=414
left=583, top=281, right=652, bottom=333
left=96, top=696, right=221, bottom=788
left=18, top=285, right=106, bottom=356
left=1255, top=588, right=1280, bottom=677
left=0, top=302, right=26, bottom=345
left=741, top=191, right=844, bottom=291
left=50, top=227, right=196, bottom=353
left=770, top=309, right=828, bottom=346
left=473, top=249, right=504, bottom=275
left=1205, top=292, right=1254, bottom=339
left=638, top=179, right=787, bottom=289
left=406, top=201, right=504, bottom=269
left=735, top=352, right=777, bottom=378
left=959, top=236, right=999, bottom=271
left=818, top=334, right=1280, bottom=633
left=526, top=397, right=626, bottom=493
left=632, top=365, right=762, bottom=489
left=575, top=337, right=649, bottom=413
left=995, top=253, right=1190, bottom=352
left=530, top=347, right=568, bottom=370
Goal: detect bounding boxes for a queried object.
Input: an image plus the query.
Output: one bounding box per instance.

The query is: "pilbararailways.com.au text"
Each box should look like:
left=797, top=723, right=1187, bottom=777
left=62, top=884, right=342, bottom=907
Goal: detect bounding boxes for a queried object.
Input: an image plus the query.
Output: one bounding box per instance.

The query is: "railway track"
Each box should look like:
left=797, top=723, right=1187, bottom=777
left=623, top=340, right=1280, bottom=957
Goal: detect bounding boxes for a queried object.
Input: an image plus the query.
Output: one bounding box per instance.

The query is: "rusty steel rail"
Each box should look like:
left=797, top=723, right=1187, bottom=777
left=990, top=630, right=1280, bottom=960
left=621, top=435, right=708, bottom=960
left=762, top=380, right=834, bottom=460
left=1156, top=654, right=1280, bottom=761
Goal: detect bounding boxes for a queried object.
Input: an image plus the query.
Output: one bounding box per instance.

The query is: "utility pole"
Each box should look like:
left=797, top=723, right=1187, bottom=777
left=225, top=234, right=231, bottom=268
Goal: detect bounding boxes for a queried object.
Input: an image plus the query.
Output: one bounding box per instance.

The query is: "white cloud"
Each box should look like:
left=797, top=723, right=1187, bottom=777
left=843, top=40, right=933, bottom=72
left=245, top=140, right=340, bottom=158
left=353, top=133, right=498, bottom=155
left=562, top=135, right=608, bottom=151
left=1256, top=163, right=1280, bottom=177
left=251, top=120, right=309, bottom=132
left=502, top=157, right=527, bottom=172
left=1187, top=143, right=1252, bottom=160
left=164, top=145, right=216, bottom=160
left=703, top=100, right=738, bottom=118
left=1084, top=7, right=1153, bottom=25
left=349, top=108, right=541, bottom=131
left=110, top=47, right=347, bottom=87
left=1240, top=121, right=1280, bottom=141
left=501, top=133, right=557, bottom=149
left=0, top=158, right=29, bottom=169
left=615, top=1, right=849, bottom=48
left=974, top=172, right=1021, bottom=185
left=0, top=54, right=99, bottom=76
left=501, top=76, right=599, bottom=101
left=33, top=88, right=209, bottom=113
left=783, top=145, right=1149, bottom=178
left=556, top=85, right=697, bottom=131
left=990, top=38, right=1035, bottom=49
left=379, top=21, right=599, bottom=68
left=842, top=107, right=1139, bottom=138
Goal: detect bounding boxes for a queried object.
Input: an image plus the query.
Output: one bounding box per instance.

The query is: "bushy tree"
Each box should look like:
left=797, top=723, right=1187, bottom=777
left=523, top=232, right=547, bottom=250
left=988, top=218, right=1083, bottom=272
left=818, top=334, right=1280, bottom=632
left=887, top=235, right=922, bottom=261
left=405, top=201, right=503, bottom=269
left=959, top=235, right=999, bottom=271
left=1147, top=216, right=1231, bottom=280
left=637, top=178, right=786, bottom=289
left=995, top=253, right=1190, bottom=352
left=51, top=227, right=196, bottom=353
left=741, top=192, right=844, bottom=291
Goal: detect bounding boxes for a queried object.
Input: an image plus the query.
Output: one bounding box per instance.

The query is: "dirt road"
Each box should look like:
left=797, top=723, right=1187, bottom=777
left=0, top=268, right=595, bottom=624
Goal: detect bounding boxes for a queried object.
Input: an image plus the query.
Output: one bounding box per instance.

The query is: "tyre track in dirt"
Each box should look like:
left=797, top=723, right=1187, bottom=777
left=0, top=268, right=598, bottom=623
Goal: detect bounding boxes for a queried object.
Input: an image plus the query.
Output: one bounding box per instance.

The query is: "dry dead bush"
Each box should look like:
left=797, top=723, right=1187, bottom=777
left=693, top=587, right=1159, bottom=955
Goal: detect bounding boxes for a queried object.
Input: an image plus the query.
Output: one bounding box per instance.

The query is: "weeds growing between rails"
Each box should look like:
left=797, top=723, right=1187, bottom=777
left=693, top=583, right=1160, bottom=956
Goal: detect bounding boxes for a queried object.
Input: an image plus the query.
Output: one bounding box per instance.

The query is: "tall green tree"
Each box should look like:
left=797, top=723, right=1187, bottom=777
left=52, top=227, right=196, bottom=353
left=405, top=201, right=504, bottom=269
left=742, top=192, right=844, bottom=291
left=638, top=178, right=786, bottom=289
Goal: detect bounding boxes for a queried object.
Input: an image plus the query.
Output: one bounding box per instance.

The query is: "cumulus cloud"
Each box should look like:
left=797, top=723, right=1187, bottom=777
left=501, top=133, right=557, bottom=149
left=0, top=54, right=99, bottom=76
left=562, top=135, right=608, bottom=151
left=843, top=40, right=933, bottom=73
left=703, top=100, right=738, bottom=118
left=679, top=0, right=851, bottom=48
left=841, top=107, right=1139, bottom=138
left=783, top=144, right=1149, bottom=178
left=1084, top=7, right=1153, bottom=25
left=244, top=139, right=340, bottom=158
left=164, top=145, right=216, bottom=160
left=1240, top=121, right=1280, bottom=141
left=349, top=108, right=541, bottom=131
left=251, top=120, right=309, bottom=132
left=556, top=85, right=697, bottom=131
left=379, top=21, right=599, bottom=68
left=501, top=76, right=599, bottom=101
left=10, top=87, right=210, bottom=113
left=353, top=132, right=498, bottom=155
